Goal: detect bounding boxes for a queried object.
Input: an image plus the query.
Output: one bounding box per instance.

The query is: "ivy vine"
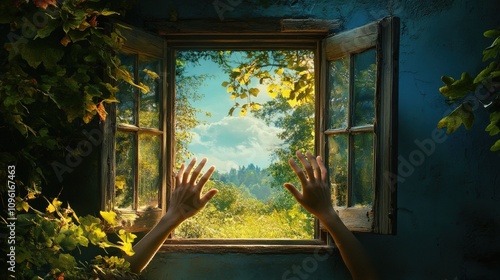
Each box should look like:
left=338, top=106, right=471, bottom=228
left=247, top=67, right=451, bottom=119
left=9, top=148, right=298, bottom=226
left=438, top=27, right=500, bottom=151
left=0, top=0, right=142, bottom=278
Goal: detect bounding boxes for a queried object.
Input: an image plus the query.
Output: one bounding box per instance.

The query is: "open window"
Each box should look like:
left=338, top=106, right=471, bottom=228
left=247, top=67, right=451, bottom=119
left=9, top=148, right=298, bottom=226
left=321, top=17, right=399, bottom=235
left=100, top=25, right=168, bottom=231
left=101, top=17, right=398, bottom=248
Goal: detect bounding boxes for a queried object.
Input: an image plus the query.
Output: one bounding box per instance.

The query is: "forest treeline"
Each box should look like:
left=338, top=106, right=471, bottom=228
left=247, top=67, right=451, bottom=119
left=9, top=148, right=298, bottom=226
left=175, top=163, right=315, bottom=239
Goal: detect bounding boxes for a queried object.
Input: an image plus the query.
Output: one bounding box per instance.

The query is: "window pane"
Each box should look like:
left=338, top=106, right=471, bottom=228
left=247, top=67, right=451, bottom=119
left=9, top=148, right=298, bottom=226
left=328, top=134, right=348, bottom=207
left=139, top=55, right=161, bottom=128
left=329, top=56, right=350, bottom=129
left=352, top=132, right=374, bottom=206
left=353, top=49, right=376, bottom=126
left=138, top=133, right=161, bottom=209
left=117, top=54, right=137, bottom=125
left=115, top=131, right=135, bottom=209
left=174, top=50, right=315, bottom=239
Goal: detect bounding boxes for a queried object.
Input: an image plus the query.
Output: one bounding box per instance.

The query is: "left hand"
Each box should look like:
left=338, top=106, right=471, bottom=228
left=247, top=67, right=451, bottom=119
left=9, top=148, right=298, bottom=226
left=166, top=158, right=218, bottom=224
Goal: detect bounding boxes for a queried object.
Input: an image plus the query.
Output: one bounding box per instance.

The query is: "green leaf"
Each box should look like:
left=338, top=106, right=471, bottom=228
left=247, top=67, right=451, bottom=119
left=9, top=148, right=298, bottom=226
left=439, top=72, right=476, bottom=100
left=484, top=28, right=500, bottom=38
left=437, top=103, right=475, bottom=133
left=51, top=253, right=77, bottom=271
left=35, top=18, right=59, bottom=39
left=474, top=62, right=497, bottom=84
left=486, top=111, right=500, bottom=136
left=491, top=139, right=500, bottom=151
left=483, top=37, right=500, bottom=61
left=486, top=123, right=500, bottom=136
left=99, top=9, right=119, bottom=16
left=221, top=81, right=229, bottom=87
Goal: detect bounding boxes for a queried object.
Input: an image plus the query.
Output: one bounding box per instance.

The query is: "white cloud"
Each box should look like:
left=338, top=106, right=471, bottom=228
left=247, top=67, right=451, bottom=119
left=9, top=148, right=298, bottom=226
left=188, top=116, right=284, bottom=173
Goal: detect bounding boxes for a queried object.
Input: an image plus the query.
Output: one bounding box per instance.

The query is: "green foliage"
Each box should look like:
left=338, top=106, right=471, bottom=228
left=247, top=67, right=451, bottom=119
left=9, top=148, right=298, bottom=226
left=175, top=180, right=314, bottom=239
left=9, top=194, right=138, bottom=279
left=0, top=1, right=143, bottom=278
left=438, top=27, right=500, bottom=151
left=175, top=73, right=212, bottom=167
left=220, top=50, right=315, bottom=116
left=0, top=0, right=140, bottom=194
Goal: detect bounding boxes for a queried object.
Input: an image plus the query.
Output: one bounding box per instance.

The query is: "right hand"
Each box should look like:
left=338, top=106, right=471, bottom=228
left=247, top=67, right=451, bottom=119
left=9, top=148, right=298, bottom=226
left=284, top=151, right=337, bottom=221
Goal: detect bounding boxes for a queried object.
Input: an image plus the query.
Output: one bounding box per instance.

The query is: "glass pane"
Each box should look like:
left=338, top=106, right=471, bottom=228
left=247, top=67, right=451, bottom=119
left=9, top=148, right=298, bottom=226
left=328, top=134, right=348, bottom=207
left=353, top=49, right=376, bottom=126
left=329, top=56, right=350, bottom=129
left=117, top=53, right=137, bottom=125
left=139, top=55, right=161, bottom=128
left=352, top=132, right=374, bottom=206
left=115, top=131, right=135, bottom=209
left=138, top=133, right=161, bottom=210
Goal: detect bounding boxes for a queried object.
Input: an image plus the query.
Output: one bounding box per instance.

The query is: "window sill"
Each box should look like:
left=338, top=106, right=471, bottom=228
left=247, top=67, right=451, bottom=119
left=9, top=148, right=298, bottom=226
left=160, top=239, right=336, bottom=254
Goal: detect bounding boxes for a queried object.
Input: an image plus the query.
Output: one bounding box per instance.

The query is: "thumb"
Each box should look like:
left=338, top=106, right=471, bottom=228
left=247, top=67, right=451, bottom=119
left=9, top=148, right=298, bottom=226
left=200, top=189, right=218, bottom=207
left=284, top=183, right=303, bottom=202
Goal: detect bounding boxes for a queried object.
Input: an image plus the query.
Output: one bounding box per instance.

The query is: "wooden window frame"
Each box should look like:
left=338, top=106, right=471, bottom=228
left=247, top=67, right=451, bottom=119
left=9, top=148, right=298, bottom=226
left=101, top=24, right=169, bottom=232
left=320, top=17, right=399, bottom=235
left=100, top=17, right=398, bottom=252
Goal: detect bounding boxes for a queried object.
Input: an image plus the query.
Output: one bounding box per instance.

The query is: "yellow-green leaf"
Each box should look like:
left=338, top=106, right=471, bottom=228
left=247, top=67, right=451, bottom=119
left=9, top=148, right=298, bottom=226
left=100, top=211, right=118, bottom=227
left=142, top=68, right=160, bottom=80
left=437, top=104, right=475, bottom=133
left=250, top=103, right=261, bottom=111
left=115, top=175, right=126, bottom=190
left=491, top=139, right=500, bottom=151
left=249, top=88, right=260, bottom=97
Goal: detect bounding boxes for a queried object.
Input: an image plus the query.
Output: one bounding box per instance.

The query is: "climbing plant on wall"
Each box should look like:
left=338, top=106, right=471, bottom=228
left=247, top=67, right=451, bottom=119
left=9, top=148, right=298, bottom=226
left=0, top=0, right=142, bottom=278
left=0, top=0, right=141, bottom=192
left=437, top=27, right=500, bottom=151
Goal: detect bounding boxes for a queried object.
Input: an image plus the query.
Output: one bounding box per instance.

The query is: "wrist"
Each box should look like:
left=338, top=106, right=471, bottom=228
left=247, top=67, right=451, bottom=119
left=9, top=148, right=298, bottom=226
left=316, top=208, right=340, bottom=225
left=162, top=211, right=184, bottom=229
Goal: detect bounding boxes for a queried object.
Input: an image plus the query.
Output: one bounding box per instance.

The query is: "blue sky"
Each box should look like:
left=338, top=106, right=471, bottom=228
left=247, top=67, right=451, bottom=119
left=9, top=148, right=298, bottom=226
left=180, top=53, right=284, bottom=173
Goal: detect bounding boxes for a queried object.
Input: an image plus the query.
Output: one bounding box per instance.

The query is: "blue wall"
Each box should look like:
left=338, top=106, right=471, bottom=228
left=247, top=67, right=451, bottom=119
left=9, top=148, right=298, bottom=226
left=134, top=0, right=500, bottom=279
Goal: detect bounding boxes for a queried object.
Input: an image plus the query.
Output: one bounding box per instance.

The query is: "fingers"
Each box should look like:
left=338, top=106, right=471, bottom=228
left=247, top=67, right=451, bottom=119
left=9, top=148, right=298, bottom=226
left=182, top=158, right=198, bottom=184
left=195, top=165, right=215, bottom=192
left=296, top=151, right=314, bottom=182
left=200, top=189, right=218, bottom=207
left=317, top=156, right=328, bottom=183
left=175, top=163, right=185, bottom=186
left=189, top=158, right=208, bottom=185
left=284, top=183, right=303, bottom=202
left=288, top=158, right=308, bottom=187
left=305, top=151, right=321, bottom=183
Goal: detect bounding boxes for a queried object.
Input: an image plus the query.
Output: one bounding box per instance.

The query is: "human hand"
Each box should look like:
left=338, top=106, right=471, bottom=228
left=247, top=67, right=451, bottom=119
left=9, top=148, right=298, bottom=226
left=284, top=151, right=337, bottom=222
left=166, top=158, right=218, bottom=224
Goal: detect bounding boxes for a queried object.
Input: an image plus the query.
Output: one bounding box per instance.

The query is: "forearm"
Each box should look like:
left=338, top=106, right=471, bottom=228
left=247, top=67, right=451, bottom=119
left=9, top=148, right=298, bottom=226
left=319, top=211, right=379, bottom=280
left=125, top=213, right=181, bottom=274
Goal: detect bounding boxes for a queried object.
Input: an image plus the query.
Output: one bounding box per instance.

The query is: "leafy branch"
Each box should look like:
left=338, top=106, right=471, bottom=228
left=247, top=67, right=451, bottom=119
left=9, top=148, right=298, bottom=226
left=9, top=192, right=138, bottom=279
left=438, top=27, right=500, bottom=151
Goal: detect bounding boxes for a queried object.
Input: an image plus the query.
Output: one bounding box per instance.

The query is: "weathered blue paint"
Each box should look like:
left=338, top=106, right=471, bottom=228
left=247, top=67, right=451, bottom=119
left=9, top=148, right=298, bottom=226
left=134, top=0, right=500, bottom=279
